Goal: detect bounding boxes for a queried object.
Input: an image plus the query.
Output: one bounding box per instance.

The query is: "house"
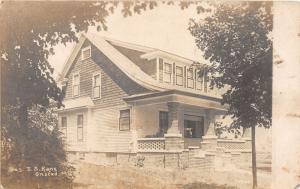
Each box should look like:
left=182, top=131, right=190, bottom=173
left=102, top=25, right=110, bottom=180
left=57, top=33, right=252, bottom=168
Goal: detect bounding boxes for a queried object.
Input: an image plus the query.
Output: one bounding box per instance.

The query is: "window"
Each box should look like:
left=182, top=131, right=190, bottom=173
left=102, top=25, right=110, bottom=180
left=159, top=111, right=168, bottom=136
left=187, top=68, right=194, bottom=88
left=204, top=69, right=209, bottom=92
left=73, top=73, right=80, bottom=97
left=81, top=46, right=91, bottom=60
left=61, top=117, right=67, bottom=140
left=163, top=62, right=172, bottom=83
left=77, top=115, right=83, bottom=142
left=175, top=66, right=183, bottom=86
left=119, top=109, right=130, bottom=131
left=93, top=72, right=101, bottom=99
left=196, top=69, right=204, bottom=91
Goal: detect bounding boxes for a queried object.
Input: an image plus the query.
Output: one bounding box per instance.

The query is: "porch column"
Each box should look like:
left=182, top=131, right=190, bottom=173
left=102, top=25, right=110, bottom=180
left=166, top=102, right=182, bottom=135
left=164, top=102, right=184, bottom=151
left=201, top=109, right=218, bottom=151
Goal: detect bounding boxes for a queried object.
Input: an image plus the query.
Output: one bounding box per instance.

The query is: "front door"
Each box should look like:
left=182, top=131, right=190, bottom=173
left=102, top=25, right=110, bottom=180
left=183, top=115, right=204, bottom=148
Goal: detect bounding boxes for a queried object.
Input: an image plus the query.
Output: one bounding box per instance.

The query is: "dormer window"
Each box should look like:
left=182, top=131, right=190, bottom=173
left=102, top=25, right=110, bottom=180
left=81, top=46, right=91, bottom=60
left=73, top=72, right=80, bottom=97
left=196, top=69, right=204, bottom=91
left=163, top=62, right=172, bottom=83
left=187, top=68, right=194, bottom=89
left=92, top=72, right=101, bottom=99
left=175, top=66, right=183, bottom=86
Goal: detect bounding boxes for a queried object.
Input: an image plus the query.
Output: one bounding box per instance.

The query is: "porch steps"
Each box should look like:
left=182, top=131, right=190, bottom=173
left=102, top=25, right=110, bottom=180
left=188, top=146, right=215, bottom=169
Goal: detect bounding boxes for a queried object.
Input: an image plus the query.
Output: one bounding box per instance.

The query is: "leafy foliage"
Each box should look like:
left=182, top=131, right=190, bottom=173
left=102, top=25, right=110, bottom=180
left=1, top=105, right=75, bottom=186
left=189, top=2, right=272, bottom=130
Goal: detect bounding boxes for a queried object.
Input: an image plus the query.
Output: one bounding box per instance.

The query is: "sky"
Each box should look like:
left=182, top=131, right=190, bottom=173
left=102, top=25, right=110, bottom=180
left=48, top=3, right=209, bottom=79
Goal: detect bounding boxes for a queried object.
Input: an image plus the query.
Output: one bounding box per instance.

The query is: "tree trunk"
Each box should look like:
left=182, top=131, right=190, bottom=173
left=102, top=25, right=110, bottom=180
left=251, top=125, right=257, bottom=189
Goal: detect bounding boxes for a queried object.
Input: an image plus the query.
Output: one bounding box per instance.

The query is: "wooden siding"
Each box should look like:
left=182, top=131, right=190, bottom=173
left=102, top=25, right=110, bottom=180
left=109, top=42, right=157, bottom=79
left=61, top=39, right=150, bottom=153
left=58, top=110, right=88, bottom=152
left=64, top=40, right=149, bottom=107
left=134, top=103, right=168, bottom=138
left=91, top=107, right=133, bottom=152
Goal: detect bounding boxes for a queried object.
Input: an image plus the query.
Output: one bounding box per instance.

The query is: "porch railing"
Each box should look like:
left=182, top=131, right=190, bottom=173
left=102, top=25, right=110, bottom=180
left=137, top=138, right=165, bottom=151
left=217, top=139, right=251, bottom=150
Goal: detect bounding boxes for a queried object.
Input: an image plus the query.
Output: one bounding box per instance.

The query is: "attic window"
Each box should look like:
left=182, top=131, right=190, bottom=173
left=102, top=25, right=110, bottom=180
left=81, top=46, right=91, bottom=60
left=187, top=68, right=194, bottom=89
left=175, top=66, right=183, bottom=86
left=163, top=62, right=172, bottom=83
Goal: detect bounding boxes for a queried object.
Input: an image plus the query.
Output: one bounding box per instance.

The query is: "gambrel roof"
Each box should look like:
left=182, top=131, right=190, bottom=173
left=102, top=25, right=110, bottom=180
left=58, top=33, right=218, bottom=98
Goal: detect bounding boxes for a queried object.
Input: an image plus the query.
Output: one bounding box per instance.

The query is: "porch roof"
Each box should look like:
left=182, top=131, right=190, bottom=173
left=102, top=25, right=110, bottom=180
left=123, top=90, right=227, bottom=111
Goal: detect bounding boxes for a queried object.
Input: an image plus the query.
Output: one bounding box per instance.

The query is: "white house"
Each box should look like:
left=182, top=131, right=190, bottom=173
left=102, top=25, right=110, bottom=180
left=57, top=33, right=252, bottom=168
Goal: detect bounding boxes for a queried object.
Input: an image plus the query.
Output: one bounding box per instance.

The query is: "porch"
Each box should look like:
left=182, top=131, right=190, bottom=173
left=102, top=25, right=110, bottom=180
left=124, top=90, right=230, bottom=151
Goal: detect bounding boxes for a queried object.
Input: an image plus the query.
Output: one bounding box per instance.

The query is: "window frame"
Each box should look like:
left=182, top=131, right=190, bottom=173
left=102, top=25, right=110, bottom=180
left=187, top=68, right=194, bottom=89
left=159, top=111, right=169, bottom=135
left=77, top=114, right=84, bottom=142
left=175, top=66, right=183, bottom=86
left=72, top=72, right=80, bottom=97
left=163, top=62, right=172, bottom=83
left=81, top=46, right=91, bottom=60
left=119, top=109, right=130, bottom=131
left=92, top=72, right=101, bottom=99
left=196, top=69, right=204, bottom=91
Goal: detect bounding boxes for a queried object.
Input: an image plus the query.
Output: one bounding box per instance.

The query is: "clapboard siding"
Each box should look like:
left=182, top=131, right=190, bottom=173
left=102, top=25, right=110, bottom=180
left=64, top=40, right=150, bottom=107
left=91, top=107, right=133, bottom=152
left=58, top=111, right=88, bottom=151
left=61, top=40, right=148, bottom=153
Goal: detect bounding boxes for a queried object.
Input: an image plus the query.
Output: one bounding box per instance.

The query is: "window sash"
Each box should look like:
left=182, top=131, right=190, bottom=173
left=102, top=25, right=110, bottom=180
left=77, top=115, right=83, bottom=142
left=73, top=73, right=80, bottom=96
left=73, top=74, right=79, bottom=85
left=94, top=74, right=100, bottom=86
left=176, top=67, right=183, bottom=86
left=187, top=69, right=194, bottom=88
left=119, top=110, right=130, bottom=131
left=61, top=117, right=67, bottom=128
left=93, top=86, right=100, bottom=98
left=159, top=111, right=168, bottom=134
left=196, top=70, right=204, bottom=91
left=82, top=46, right=91, bottom=60
left=163, top=63, right=172, bottom=83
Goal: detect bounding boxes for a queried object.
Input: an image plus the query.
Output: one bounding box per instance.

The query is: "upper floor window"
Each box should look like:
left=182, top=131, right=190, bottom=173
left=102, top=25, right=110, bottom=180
left=163, top=62, right=172, bottom=83
left=73, top=73, right=80, bottom=97
left=119, top=109, right=130, bottom=131
left=175, top=66, right=183, bottom=86
left=81, top=46, right=91, bottom=60
left=187, top=68, right=194, bottom=89
left=196, top=69, right=204, bottom=91
left=92, top=72, right=101, bottom=99
left=77, top=114, right=84, bottom=142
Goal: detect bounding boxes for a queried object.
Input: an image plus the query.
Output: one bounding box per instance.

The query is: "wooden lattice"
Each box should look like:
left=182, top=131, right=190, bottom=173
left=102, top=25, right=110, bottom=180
left=137, top=138, right=165, bottom=151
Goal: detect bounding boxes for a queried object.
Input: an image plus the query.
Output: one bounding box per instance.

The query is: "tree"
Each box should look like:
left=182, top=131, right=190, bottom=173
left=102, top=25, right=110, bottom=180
left=1, top=105, right=75, bottom=188
left=0, top=2, right=160, bottom=187
left=189, top=2, right=272, bottom=188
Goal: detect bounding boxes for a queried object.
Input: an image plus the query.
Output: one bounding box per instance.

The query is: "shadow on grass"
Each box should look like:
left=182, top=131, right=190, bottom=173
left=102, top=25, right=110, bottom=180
left=178, top=182, right=238, bottom=189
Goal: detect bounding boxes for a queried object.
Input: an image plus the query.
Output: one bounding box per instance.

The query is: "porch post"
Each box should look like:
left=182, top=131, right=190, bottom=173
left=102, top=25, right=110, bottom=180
left=164, top=102, right=184, bottom=151
left=166, top=102, right=181, bottom=135
left=201, top=109, right=218, bottom=151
